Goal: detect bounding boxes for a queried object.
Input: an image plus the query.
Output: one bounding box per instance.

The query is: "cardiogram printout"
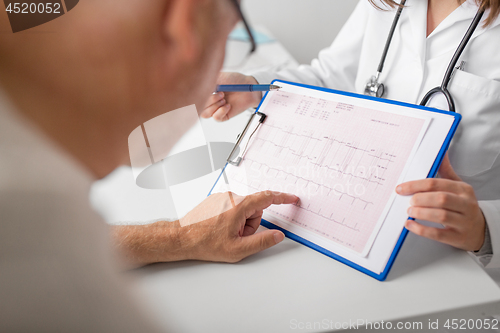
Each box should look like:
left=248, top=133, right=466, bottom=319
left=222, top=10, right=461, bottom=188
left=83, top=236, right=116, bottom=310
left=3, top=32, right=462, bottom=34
left=216, top=87, right=430, bottom=257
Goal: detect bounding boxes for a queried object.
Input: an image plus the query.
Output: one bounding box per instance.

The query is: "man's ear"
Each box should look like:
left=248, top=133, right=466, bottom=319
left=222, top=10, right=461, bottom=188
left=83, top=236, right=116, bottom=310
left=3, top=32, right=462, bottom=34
left=163, top=0, right=205, bottom=62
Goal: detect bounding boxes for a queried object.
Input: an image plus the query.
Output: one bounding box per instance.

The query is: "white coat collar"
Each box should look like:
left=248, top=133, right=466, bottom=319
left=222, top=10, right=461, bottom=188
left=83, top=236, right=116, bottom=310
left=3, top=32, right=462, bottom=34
left=404, top=0, right=427, bottom=63
left=404, top=0, right=500, bottom=61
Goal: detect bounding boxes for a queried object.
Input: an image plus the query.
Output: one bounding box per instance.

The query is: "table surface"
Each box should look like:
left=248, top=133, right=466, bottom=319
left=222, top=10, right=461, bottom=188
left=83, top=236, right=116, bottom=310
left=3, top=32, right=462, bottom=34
left=90, top=29, right=500, bottom=333
left=130, top=232, right=500, bottom=333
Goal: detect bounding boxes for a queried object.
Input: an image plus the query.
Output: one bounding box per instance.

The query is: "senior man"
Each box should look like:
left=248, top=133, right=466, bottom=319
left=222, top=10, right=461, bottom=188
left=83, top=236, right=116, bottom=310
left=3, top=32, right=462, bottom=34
left=0, top=0, right=298, bottom=331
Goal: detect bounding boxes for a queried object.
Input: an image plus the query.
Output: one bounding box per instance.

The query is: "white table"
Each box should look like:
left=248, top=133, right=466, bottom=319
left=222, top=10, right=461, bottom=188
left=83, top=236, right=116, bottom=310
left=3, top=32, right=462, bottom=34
left=130, top=233, right=500, bottom=333
left=91, top=29, right=500, bottom=333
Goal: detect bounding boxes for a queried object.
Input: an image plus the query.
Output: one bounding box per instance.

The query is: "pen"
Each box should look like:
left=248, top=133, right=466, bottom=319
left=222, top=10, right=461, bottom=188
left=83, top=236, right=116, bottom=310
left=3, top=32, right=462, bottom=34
left=215, top=84, right=281, bottom=92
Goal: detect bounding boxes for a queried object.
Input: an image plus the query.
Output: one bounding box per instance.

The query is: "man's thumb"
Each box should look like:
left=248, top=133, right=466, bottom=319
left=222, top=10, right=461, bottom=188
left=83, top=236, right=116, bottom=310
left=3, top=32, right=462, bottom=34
left=438, top=153, right=461, bottom=181
left=238, top=230, right=285, bottom=259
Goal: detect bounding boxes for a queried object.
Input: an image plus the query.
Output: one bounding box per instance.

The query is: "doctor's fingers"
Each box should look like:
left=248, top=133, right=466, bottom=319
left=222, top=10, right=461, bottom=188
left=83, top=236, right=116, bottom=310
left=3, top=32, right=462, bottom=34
left=201, top=94, right=226, bottom=118
left=405, top=219, right=460, bottom=246
left=437, top=153, right=462, bottom=181
left=407, top=206, right=463, bottom=226
left=212, top=103, right=232, bottom=122
left=205, top=92, right=224, bottom=107
left=397, top=178, right=468, bottom=196
left=409, top=191, right=470, bottom=214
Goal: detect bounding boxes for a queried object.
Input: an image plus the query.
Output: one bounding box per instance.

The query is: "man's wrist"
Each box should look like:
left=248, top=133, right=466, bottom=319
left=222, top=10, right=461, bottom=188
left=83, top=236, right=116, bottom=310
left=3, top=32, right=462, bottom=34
left=111, top=221, right=192, bottom=267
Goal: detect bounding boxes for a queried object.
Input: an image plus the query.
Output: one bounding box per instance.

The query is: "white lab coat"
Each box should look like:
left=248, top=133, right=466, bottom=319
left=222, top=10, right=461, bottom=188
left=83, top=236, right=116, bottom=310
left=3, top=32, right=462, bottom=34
left=253, top=0, right=500, bottom=268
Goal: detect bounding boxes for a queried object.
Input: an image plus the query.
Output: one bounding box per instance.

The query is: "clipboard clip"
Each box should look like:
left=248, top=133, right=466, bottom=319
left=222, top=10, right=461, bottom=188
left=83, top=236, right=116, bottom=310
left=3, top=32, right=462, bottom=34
left=227, top=111, right=267, bottom=166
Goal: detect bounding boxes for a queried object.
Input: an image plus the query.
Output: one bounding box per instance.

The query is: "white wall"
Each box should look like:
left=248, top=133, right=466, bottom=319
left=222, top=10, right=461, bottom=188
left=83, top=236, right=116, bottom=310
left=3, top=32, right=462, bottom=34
left=242, top=0, right=358, bottom=64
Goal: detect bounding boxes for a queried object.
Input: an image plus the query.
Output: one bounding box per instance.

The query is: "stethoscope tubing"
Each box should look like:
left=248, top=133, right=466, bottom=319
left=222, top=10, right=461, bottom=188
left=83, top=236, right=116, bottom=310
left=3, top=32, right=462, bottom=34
left=367, top=0, right=485, bottom=113
left=377, top=0, right=407, bottom=74
left=419, top=9, right=485, bottom=112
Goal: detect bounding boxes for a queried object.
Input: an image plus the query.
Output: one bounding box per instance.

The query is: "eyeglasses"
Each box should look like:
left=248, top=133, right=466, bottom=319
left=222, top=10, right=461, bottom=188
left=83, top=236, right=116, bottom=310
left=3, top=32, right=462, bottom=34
left=230, top=0, right=257, bottom=54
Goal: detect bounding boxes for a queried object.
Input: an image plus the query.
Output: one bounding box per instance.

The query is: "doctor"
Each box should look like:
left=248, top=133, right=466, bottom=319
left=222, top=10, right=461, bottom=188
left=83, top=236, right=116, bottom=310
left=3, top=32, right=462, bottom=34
left=203, top=0, right=500, bottom=267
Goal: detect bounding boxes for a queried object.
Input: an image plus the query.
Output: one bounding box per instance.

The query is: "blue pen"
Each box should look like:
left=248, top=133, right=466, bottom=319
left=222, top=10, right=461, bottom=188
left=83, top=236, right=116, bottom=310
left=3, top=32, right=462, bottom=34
left=215, top=84, right=281, bottom=92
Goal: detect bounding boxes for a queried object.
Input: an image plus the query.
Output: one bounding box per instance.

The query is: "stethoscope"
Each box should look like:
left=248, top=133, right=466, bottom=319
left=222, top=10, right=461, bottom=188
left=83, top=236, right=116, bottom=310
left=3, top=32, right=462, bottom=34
left=364, top=0, right=485, bottom=112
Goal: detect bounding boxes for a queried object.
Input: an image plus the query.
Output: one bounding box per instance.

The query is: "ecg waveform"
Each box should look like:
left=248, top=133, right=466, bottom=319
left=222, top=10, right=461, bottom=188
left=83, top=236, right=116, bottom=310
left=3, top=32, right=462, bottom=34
left=221, top=91, right=426, bottom=255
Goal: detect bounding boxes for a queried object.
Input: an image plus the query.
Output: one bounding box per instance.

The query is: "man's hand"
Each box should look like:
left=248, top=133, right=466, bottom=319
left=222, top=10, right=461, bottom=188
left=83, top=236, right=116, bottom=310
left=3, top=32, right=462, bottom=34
left=396, top=154, right=486, bottom=251
left=201, top=72, right=262, bottom=121
left=112, top=191, right=299, bottom=267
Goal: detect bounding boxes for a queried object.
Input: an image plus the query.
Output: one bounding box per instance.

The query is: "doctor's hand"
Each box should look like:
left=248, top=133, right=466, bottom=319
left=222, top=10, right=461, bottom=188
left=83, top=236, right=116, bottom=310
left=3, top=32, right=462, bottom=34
left=201, top=72, right=262, bottom=121
left=396, top=154, right=486, bottom=252
left=112, top=191, right=298, bottom=268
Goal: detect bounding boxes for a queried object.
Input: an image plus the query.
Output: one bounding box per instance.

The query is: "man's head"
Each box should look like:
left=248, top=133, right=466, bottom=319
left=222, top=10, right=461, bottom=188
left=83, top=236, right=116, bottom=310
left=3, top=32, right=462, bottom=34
left=0, top=0, right=239, bottom=177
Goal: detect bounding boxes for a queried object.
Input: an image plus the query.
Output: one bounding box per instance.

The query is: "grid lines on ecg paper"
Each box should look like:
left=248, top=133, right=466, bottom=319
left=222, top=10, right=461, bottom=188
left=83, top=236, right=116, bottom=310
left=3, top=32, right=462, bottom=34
left=225, top=91, right=426, bottom=254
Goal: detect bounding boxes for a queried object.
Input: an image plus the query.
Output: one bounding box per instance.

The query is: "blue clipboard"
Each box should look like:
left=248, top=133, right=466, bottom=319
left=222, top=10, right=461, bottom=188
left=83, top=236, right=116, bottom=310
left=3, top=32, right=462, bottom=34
left=209, top=80, right=462, bottom=281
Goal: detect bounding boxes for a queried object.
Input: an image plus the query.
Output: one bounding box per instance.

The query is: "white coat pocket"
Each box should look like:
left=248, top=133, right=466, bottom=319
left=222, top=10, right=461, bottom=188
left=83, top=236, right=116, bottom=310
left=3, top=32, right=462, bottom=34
left=448, top=70, right=500, bottom=177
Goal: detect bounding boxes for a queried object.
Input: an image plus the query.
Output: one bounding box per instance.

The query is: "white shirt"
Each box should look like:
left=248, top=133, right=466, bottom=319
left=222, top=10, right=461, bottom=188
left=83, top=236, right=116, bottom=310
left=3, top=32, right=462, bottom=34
left=0, top=91, right=161, bottom=332
left=254, top=0, right=500, bottom=268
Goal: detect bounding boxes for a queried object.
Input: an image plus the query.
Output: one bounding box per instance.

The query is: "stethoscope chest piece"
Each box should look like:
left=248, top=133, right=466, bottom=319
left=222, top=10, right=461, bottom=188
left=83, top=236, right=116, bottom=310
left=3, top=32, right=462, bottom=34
left=362, top=0, right=484, bottom=112
left=364, top=73, right=385, bottom=98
